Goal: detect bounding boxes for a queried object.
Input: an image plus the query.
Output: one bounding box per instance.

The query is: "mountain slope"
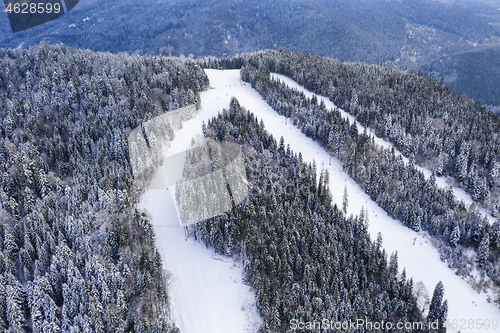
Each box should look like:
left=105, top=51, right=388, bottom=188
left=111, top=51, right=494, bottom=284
left=194, top=68, right=500, bottom=331
left=0, top=0, right=494, bottom=61
left=1, top=0, right=499, bottom=105
left=424, top=47, right=500, bottom=106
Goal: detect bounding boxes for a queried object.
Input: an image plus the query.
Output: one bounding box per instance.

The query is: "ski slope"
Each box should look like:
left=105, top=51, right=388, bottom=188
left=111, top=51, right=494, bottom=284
left=138, top=187, right=261, bottom=333
left=137, top=82, right=262, bottom=332
left=271, top=73, right=496, bottom=224
left=139, top=69, right=500, bottom=333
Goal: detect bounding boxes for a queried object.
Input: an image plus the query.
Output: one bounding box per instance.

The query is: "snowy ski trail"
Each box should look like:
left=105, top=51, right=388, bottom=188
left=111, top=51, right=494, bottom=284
left=271, top=73, right=496, bottom=224
left=139, top=187, right=261, bottom=333
left=137, top=83, right=262, bottom=332
left=266, top=72, right=500, bottom=330
left=139, top=69, right=500, bottom=333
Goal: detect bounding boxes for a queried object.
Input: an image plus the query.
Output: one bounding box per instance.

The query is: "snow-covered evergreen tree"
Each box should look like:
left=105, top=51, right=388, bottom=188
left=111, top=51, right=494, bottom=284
left=477, top=234, right=490, bottom=267
left=450, top=224, right=461, bottom=247
left=342, top=185, right=348, bottom=215
left=428, top=281, right=447, bottom=331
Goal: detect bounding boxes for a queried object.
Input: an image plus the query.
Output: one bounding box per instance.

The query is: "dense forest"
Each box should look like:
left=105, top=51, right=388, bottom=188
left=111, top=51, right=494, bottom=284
left=188, top=98, right=447, bottom=332
left=212, top=52, right=500, bottom=305
left=424, top=47, right=500, bottom=107
left=228, top=49, right=500, bottom=209
left=1, top=40, right=498, bottom=331
left=0, top=42, right=208, bottom=332
left=204, top=50, right=500, bottom=214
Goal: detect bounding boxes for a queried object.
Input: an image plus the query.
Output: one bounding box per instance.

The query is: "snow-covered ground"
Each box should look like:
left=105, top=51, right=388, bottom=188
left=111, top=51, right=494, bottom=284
left=268, top=72, right=500, bottom=326
left=139, top=69, right=500, bottom=333
left=271, top=73, right=496, bottom=224
left=138, top=187, right=261, bottom=333
left=137, top=79, right=262, bottom=332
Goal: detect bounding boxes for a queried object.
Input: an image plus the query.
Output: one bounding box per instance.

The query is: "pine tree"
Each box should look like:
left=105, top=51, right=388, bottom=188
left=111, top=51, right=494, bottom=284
left=435, top=155, right=444, bottom=176
left=6, top=284, right=26, bottom=331
left=476, top=234, right=489, bottom=267
left=328, top=130, right=335, bottom=151
left=342, top=185, right=348, bottom=215
left=411, top=214, right=422, bottom=232
left=441, top=300, right=448, bottom=324
left=389, top=251, right=398, bottom=276
left=450, top=225, right=460, bottom=247
left=490, top=161, right=500, bottom=191
left=428, top=281, right=447, bottom=330
left=456, top=144, right=469, bottom=182
left=492, top=199, right=500, bottom=218
left=490, top=222, right=500, bottom=249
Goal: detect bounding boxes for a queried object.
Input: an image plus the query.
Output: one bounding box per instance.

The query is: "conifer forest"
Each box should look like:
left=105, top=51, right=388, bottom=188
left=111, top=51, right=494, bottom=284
left=0, top=42, right=499, bottom=333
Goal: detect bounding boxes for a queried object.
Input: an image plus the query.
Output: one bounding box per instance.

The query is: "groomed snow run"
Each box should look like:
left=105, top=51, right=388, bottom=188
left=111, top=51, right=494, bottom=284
left=271, top=73, right=496, bottom=225
left=138, top=188, right=261, bottom=333
left=140, top=69, right=500, bottom=333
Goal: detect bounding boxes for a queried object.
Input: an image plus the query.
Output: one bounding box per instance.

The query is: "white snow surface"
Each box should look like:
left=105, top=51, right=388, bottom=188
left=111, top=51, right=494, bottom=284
left=137, top=104, right=262, bottom=331
left=270, top=72, right=500, bottom=326
left=138, top=188, right=261, bottom=333
left=139, top=69, right=500, bottom=333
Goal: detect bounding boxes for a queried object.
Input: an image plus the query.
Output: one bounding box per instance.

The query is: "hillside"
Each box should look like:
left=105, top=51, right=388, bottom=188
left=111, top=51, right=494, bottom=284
left=424, top=47, right=500, bottom=106
left=3, top=39, right=500, bottom=331
left=1, top=0, right=499, bottom=106
left=0, top=43, right=450, bottom=332
left=204, top=49, right=500, bottom=308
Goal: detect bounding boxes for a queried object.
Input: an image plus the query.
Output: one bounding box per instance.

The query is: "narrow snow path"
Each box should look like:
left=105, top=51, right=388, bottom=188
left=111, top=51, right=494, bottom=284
left=271, top=73, right=496, bottom=224
left=139, top=69, right=499, bottom=333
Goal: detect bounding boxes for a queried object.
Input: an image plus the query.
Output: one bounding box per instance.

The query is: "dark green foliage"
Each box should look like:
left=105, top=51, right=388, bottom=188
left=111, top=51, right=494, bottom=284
left=192, top=99, right=429, bottom=332
left=0, top=42, right=207, bottom=332
left=238, top=50, right=500, bottom=293
left=424, top=47, right=500, bottom=107
left=477, top=234, right=490, bottom=267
